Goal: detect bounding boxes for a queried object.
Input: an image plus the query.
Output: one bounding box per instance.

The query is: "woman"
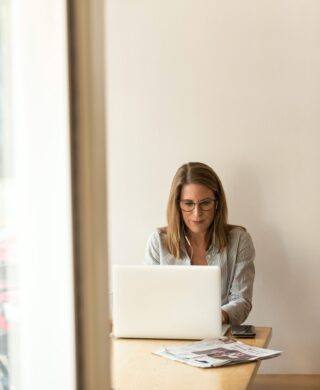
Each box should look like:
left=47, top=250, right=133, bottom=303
left=145, top=162, right=255, bottom=325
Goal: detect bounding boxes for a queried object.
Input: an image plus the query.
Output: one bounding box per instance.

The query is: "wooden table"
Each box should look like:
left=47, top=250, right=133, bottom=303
left=111, top=327, right=272, bottom=390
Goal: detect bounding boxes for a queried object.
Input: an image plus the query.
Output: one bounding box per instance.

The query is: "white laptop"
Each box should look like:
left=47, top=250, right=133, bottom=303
left=112, top=265, right=227, bottom=340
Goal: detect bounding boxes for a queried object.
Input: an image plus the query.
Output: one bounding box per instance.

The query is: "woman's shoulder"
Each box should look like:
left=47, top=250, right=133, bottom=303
left=227, top=224, right=255, bottom=258
left=147, top=227, right=167, bottom=245
left=227, top=224, right=254, bottom=246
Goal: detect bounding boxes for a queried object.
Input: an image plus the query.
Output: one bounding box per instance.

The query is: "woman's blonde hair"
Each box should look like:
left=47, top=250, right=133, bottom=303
left=161, top=162, right=229, bottom=259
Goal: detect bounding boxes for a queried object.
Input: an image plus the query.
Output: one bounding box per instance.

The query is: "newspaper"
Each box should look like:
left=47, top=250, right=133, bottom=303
left=154, top=337, right=282, bottom=368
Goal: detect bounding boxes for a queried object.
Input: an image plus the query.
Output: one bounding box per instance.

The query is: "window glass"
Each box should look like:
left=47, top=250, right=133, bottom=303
left=0, top=2, right=19, bottom=389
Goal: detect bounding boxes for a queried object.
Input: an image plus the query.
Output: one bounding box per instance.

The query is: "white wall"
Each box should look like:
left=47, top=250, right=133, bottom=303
left=106, top=0, right=320, bottom=373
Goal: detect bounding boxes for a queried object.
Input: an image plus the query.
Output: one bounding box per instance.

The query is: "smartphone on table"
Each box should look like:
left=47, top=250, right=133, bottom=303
left=231, top=325, right=256, bottom=338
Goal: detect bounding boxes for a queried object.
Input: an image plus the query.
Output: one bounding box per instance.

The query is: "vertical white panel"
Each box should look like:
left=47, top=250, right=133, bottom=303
left=11, top=0, right=76, bottom=389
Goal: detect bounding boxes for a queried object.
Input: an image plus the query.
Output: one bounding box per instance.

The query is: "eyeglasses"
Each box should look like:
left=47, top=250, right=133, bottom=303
left=179, top=198, right=216, bottom=212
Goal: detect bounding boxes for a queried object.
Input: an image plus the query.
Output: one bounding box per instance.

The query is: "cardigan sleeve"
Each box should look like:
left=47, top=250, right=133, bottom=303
left=222, top=230, right=255, bottom=325
left=144, top=231, right=161, bottom=265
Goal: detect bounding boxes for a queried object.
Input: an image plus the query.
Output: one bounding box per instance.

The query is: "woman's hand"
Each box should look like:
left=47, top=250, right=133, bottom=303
left=222, top=310, right=229, bottom=324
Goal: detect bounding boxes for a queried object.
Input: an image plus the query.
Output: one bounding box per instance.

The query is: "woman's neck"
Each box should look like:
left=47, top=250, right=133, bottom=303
left=187, top=231, right=207, bottom=248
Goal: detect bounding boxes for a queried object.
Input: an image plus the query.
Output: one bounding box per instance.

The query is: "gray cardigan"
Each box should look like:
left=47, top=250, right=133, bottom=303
left=144, top=226, right=255, bottom=325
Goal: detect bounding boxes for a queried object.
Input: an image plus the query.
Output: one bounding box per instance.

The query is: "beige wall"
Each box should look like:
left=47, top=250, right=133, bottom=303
left=106, top=0, right=320, bottom=373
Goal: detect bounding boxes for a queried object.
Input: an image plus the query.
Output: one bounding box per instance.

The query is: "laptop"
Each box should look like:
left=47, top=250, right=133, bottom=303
left=112, top=265, right=227, bottom=340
